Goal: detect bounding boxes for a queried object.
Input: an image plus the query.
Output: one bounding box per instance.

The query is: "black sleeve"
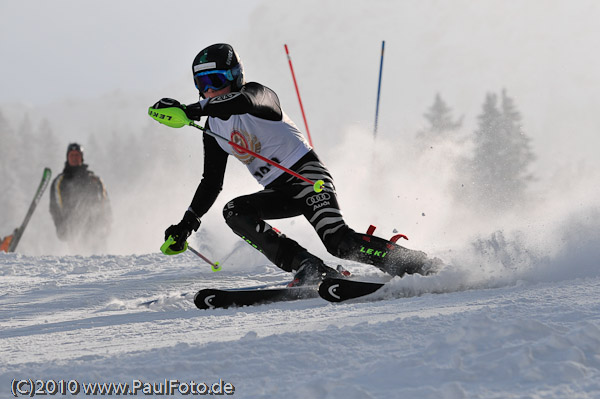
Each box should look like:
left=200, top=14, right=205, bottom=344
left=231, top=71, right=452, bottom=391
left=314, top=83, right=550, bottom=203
left=49, top=175, right=69, bottom=239
left=49, top=176, right=63, bottom=226
left=94, top=175, right=112, bottom=223
left=189, top=120, right=229, bottom=218
left=188, top=82, right=283, bottom=121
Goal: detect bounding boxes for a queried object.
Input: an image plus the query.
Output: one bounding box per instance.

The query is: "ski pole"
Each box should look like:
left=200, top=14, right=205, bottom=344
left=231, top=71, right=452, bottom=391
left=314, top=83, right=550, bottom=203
left=148, top=107, right=325, bottom=193
left=374, top=40, right=385, bottom=138
left=160, top=236, right=222, bottom=272
left=7, top=167, right=52, bottom=252
left=284, top=44, right=314, bottom=147
left=188, top=245, right=222, bottom=272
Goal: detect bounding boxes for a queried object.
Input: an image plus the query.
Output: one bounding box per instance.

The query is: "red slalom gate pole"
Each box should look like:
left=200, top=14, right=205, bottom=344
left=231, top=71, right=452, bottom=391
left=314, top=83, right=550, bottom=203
left=284, top=44, right=314, bottom=148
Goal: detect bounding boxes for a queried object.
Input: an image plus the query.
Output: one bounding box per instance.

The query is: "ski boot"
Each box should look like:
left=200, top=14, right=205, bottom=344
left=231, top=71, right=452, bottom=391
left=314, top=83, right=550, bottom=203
left=288, top=257, right=344, bottom=287
left=346, top=225, right=443, bottom=277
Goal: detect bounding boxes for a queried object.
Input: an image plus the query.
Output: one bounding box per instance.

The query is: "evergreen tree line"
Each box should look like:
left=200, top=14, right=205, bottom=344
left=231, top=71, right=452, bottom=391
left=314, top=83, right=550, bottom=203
left=0, top=110, right=203, bottom=238
left=0, top=112, right=63, bottom=230
left=417, top=89, right=535, bottom=215
left=1, top=89, right=535, bottom=240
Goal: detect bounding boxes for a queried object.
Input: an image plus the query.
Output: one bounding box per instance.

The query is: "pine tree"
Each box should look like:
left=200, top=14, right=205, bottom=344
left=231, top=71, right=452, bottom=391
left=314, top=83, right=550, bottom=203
left=418, top=93, right=462, bottom=143
left=17, top=113, right=38, bottom=188
left=457, top=90, right=535, bottom=213
left=37, top=118, right=62, bottom=173
left=0, top=109, right=22, bottom=229
left=497, top=89, right=535, bottom=200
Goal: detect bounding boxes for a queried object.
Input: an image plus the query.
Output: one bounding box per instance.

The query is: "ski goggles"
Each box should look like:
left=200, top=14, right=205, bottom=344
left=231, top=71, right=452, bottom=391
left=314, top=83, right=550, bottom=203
left=193, top=68, right=236, bottom=93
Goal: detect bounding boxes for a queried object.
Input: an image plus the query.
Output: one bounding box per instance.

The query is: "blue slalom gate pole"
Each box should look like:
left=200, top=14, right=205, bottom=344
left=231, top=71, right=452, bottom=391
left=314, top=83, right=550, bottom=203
left=374, top=40, right=385, bottom=138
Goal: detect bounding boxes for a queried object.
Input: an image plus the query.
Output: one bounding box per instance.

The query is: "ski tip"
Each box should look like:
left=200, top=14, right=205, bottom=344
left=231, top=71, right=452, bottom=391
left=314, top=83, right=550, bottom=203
left=318, top=278, right=385, bottom=303
left=318, top=278, right=346, bottom=302
left=194, top=289, right=221, bottom=310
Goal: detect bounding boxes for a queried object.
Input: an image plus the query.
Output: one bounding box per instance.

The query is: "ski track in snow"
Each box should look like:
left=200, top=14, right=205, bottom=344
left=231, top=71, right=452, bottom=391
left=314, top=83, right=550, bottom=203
left=1, top=252, right=600, bottom=398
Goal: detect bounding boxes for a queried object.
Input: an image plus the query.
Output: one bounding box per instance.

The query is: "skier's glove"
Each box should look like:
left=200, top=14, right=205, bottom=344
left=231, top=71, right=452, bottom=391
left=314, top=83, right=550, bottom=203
left=164, top=210, right=201, bottom=252
left=151, top=98, right=203, bottom=121
left=152, top=97, right=184, bottom=110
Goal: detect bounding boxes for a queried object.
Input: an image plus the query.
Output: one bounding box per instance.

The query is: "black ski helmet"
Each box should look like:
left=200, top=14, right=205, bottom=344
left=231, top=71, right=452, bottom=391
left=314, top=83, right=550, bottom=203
left=66, top=142, right=84, bottom=161
left=192, top=43, right=245, bottom=97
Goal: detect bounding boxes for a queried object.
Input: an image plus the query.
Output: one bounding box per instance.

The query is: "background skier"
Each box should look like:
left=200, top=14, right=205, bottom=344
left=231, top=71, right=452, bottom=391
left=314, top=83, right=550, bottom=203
left=151, top=43, right=439, bottom=285
left=50, top=143, right=111, bottom=253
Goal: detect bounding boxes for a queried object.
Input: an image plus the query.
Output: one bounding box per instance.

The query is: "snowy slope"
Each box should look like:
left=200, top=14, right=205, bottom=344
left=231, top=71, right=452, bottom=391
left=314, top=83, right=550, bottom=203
left=2, top=227, right=599, bottom=399
left=3, top=1, right=600, bottom=397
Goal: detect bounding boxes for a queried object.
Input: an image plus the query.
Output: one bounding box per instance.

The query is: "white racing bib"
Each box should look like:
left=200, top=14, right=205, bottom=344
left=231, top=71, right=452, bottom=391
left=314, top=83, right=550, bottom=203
left=208, top=112, right=311, bottom=186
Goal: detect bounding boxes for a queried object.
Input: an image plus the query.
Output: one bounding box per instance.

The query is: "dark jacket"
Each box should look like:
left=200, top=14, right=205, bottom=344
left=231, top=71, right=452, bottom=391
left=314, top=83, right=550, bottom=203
left=50, top=164, right=111, bottom=243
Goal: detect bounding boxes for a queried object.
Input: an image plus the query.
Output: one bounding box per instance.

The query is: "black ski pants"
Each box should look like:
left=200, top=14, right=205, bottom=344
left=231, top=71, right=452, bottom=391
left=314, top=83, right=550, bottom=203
left=223, top=151, right=427, bottom=275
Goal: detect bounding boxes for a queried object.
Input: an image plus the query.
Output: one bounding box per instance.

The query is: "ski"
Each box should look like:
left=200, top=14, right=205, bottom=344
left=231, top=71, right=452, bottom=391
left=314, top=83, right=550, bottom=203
left=194, top=284, right=318, bottom=310
left=318, top=278, right=386, bottom=302
left=2, top=167, right=52, bottom=253
left=140, top=281, right=293, bottom=308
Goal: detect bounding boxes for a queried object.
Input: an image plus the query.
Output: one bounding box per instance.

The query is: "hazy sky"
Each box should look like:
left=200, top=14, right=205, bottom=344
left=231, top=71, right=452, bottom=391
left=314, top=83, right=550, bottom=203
left=2, top=0, right=600, bottom=174
left=0, top=0, right=259, bottom=104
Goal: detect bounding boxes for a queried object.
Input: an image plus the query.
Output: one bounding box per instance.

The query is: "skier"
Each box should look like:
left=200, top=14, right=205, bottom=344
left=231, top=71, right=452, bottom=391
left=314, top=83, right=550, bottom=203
left=49, top=143, right=112, bottom=253
left=151, top=43, right=438, bottom=285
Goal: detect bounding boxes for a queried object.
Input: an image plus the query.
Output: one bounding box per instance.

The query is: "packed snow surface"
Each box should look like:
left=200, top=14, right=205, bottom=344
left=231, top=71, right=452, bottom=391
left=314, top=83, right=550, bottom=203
left=1, top=231, right=599, bottom=398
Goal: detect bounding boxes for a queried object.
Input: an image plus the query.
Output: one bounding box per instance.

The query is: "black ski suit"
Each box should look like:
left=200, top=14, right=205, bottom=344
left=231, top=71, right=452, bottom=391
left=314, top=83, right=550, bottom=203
left=186, top=82, right=428, bottom=276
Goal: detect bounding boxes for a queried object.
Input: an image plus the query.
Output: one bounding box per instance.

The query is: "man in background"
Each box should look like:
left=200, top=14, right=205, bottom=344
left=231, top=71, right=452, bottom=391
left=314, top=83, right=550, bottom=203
left=50, top=143, right=111, bottom=253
